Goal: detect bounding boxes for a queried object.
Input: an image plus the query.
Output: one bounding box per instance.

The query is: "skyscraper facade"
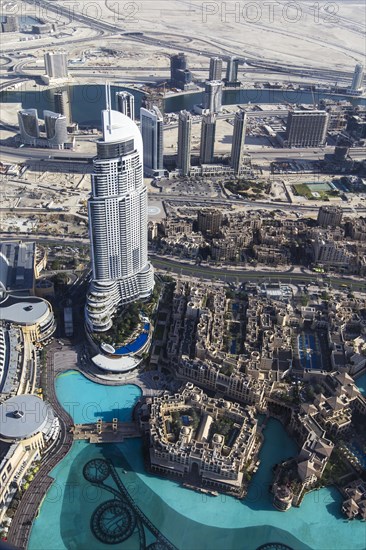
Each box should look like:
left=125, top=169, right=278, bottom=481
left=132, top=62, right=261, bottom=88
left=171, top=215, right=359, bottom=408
left=18, top=109, right=40, bottom=146
left=177, top=110, right=192, bottom=176
left=203, top=80, right=223, bottom=114
left=231, top=110, right=247, bottom=175
left=54, top=90, right=71, bottom=124
left=350, top=63, right=364, bottom=93
left=86, top=88, right=154, bottom=333
left=209, top=57, right=223, bottom=81
left=140, top=106, right=165, bottom=177
left=170, top=53, right=192, bottom=90
left=225, top=57, right=240, bottom=86
left=44, top=111, right=68, bottom=148
left=116, top=91, right=135, bottom=120
left=200, top=113, right=216, bottom=164
left=286, top=110, right=329, bottom=147
left=44, top=51, right=68, bottom=79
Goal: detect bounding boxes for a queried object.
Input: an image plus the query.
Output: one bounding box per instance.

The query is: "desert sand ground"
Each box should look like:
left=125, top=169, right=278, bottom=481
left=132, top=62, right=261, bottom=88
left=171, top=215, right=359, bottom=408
left=0, top=1, right=364, bottom=86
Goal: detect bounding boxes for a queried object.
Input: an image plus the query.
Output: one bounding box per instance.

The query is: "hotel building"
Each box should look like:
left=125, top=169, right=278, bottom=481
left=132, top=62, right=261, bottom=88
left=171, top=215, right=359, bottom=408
left=85, top=87, right=154, bottom=332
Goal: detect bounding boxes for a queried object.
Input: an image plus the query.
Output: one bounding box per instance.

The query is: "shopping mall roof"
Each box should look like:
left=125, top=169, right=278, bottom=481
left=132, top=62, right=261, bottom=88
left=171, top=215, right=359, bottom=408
left=0, top=295, right=49, bottom=325
left=0, top=394, right=54, bottom=441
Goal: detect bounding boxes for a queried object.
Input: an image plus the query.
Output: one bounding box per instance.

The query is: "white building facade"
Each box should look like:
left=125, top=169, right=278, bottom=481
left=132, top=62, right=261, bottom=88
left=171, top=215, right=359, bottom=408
left=140, top=106, right=165, bottom=177
left=86, top=92, right=154, bottom=332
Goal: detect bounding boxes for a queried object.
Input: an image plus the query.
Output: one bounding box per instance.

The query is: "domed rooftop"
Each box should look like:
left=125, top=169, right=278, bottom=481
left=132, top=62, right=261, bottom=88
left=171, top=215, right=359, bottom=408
left=0, top=394, right=54, bottom=441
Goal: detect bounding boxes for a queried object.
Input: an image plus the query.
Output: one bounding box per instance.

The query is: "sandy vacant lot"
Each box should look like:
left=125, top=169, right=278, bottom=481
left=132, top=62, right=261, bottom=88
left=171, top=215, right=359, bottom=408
left=70, top=0, right=365, bottom=70
left=1, top=1, right=364, bottom=82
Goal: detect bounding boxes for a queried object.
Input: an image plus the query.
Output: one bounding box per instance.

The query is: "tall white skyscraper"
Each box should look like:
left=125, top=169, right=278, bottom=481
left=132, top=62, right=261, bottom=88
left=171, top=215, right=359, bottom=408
left=209, top=57, right=223, bottom=81
left=140, top=106, right=165, bottom=177
left=116, top=91, right=135, bottom=121
left=85, top=85, right=154, bottom=333
left=350, top=63, right=364, bottom=93
left=44, top=110, right=68, bottom=149
left=203, top=80, right=223, bottom=114
left=225, top=57, right=240, bottom=85
left=177, top=110, right=192, bottom=176
left=200, top=113, right=216, bottom=164
left=231, top=110, right=247, bottom=175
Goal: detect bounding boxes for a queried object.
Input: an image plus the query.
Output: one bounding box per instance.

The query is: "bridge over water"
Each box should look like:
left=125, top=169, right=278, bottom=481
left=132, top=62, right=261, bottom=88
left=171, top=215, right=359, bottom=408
left=71, top=420, right=140, bottom=443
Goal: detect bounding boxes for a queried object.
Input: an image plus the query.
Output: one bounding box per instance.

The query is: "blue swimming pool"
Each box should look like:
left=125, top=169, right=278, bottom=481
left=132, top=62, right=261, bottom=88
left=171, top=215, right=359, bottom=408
left=298, top=333, right=321, bottom=370
left=114, top=323, right=150, bottom=355
left=356, top=373, right=366, bottom=396
left=346, top=442, right=366, bottom=469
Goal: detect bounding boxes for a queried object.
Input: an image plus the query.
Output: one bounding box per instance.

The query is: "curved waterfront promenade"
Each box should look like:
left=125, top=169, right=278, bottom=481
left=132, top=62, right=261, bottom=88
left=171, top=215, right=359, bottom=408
left=7, top=340, right=170, bottom=549
left=7, top=342, right=74, bottom=549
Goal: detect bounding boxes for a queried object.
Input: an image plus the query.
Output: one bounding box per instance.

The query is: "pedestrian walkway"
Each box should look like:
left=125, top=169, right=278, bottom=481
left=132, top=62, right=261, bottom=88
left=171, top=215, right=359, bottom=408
left=7, top=343, right=74, bottom=550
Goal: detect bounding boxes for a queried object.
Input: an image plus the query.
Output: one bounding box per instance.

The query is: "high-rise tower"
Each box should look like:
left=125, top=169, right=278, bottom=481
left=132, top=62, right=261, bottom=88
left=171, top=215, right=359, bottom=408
left=231, top=110, right=247, bottom=175
left=350, top=63, right=364, bottom=93
left=18, top=109, right=40, bottom=146
left=209, top=57, right=223, bottom=81
left=85, top=85, right=154, bottom=333
left=200, top=113, right=216, bottom=164
left=225, top=57, right=240, bottom=86
left=116, top=91, right=135, bottom=120
left=170, top=53, right=192, bottom=90
left=203, top=80, right=223, bottom=114
left=286, top=110, right=329, bottom=147
left=44, top=110, right=68, bottom=149
left=140, top=106, right=165, bottom=177
left=177, top=110, right=192, bottom=176
left=54, top=90, right=71, bottom=124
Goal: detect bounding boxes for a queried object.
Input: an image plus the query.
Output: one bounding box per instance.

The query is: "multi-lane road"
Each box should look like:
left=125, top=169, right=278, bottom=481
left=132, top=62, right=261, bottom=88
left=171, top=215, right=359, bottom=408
left=1, top=143, right=365, bottom=164
left=1, top=230, right=364, bottom=290
left=150, top=255, right=366, bottom=291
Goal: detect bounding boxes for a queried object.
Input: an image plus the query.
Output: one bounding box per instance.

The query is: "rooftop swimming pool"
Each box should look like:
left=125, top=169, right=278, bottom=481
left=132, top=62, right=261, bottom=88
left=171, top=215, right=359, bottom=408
left=114, top=323, right=150, bottom=355
left=297, top=332, right=322, bottom=370
left=28, top=371, right=366, bottom=550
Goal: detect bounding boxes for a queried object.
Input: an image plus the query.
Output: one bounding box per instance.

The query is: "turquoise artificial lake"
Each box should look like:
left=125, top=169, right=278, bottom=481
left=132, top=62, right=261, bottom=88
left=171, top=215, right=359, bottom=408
left=28, top=371, right=366, bottom=550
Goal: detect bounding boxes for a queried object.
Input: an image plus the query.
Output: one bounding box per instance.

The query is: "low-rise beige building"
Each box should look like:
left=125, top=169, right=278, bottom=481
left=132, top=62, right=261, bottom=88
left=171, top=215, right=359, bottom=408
left=147, top=383, right=258, bottom=495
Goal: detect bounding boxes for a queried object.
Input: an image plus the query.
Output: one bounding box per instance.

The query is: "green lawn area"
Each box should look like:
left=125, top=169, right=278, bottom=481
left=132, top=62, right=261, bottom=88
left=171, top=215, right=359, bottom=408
left=293, top=183, right=339, bottom=201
